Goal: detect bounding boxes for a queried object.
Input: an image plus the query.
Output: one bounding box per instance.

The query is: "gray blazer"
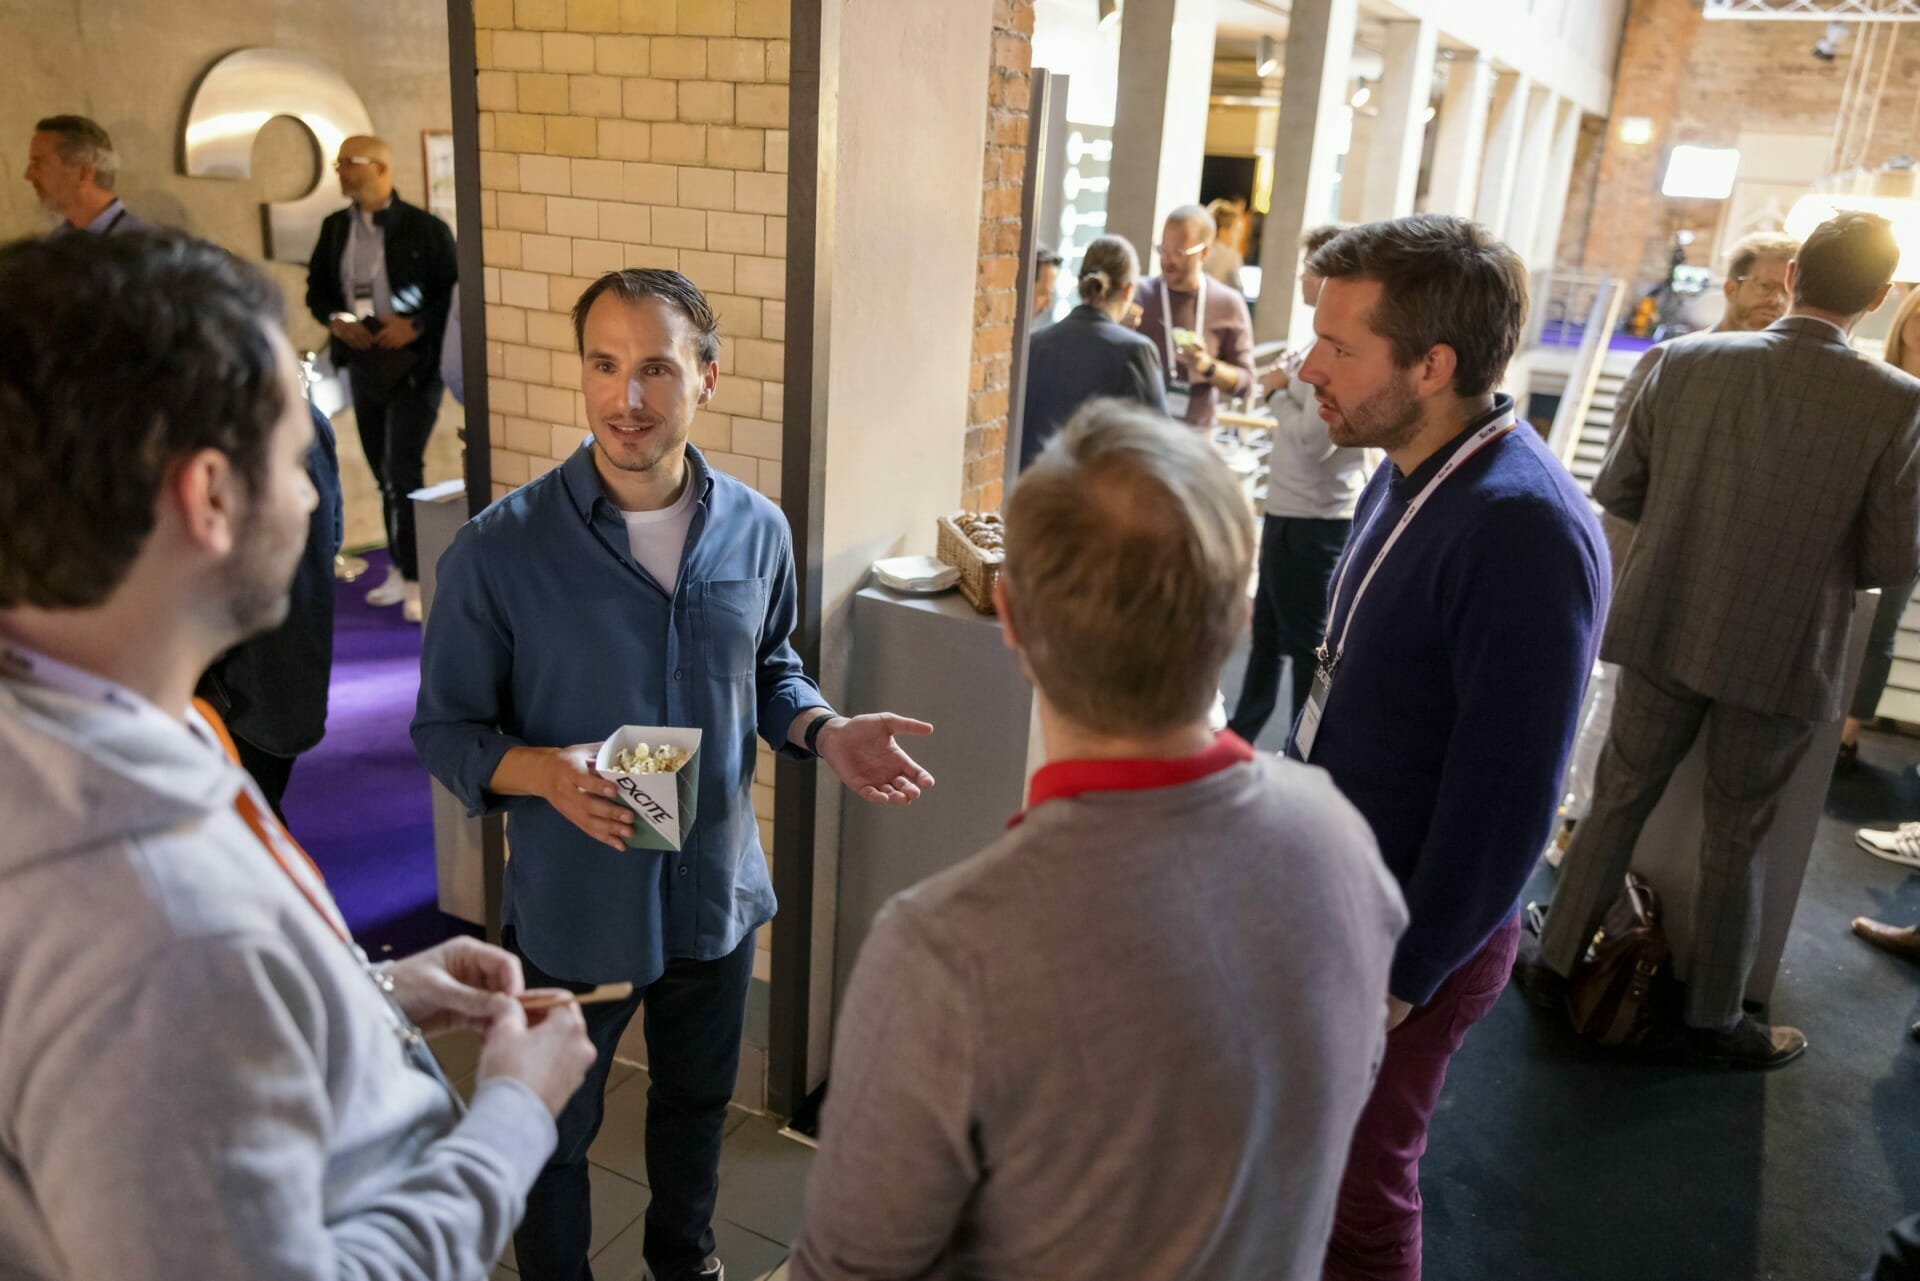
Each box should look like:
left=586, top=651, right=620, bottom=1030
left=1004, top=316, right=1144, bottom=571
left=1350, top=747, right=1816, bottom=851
left=1596, top=315, right=1920, bottom=720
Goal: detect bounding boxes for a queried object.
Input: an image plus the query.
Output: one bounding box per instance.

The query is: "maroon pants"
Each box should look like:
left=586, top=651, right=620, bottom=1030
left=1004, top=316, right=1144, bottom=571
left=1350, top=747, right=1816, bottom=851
left=1323, top=913, right=1522, bottom=1281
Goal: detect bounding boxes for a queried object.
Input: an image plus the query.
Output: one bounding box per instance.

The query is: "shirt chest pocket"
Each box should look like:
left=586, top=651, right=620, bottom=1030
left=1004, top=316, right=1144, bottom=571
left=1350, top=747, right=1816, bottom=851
left=702, top=577, right=767, bottom=678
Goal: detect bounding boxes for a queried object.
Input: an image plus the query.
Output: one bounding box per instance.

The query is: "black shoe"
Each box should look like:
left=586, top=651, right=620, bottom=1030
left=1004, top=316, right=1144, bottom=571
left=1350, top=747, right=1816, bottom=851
left=1909, top=1020, right=1920, bottom=1044
left=1683, top=1016, right=1807, bottom=1070
left=643, top=1259, right=724, bottom=1281
left=1511, top=927, right=1568, bottom=1008
left=1836, top=740, right=1860, bottom=775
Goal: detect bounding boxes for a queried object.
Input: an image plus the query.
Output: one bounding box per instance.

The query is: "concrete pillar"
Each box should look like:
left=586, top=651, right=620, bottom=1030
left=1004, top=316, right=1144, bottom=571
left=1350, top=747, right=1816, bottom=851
left=1253, top=0, right=1359, bottom=344
left=1360, top=19, right=1438, bottom=221
left=1474, top=70, right=1530, bottom=237
left=1337, top=111, right=1375, bottom=224
left=1427, top=54, right=1493, bottom=218
left=1106, top=0, right=1218, bottom=255
left=1532, top=100, right=1585, bottom=269
left=1504, top=87, right=1560, bottom=257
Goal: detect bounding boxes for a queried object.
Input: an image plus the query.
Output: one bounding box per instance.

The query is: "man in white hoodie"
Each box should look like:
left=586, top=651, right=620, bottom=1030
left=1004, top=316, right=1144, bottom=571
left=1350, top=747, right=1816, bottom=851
left=0, top=230, right=597, bottom=1281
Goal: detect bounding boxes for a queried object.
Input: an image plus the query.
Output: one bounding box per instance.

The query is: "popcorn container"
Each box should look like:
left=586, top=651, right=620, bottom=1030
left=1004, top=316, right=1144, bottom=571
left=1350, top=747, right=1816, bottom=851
left=595, top=726, right=703, bottom=851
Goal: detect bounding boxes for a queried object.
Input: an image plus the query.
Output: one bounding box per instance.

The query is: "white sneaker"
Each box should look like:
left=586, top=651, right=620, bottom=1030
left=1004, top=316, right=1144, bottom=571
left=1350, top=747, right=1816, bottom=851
left=401, top=580, right=422, bottom=624
left=365, top=565, right=405, bottom=607
left=1856, top=822, right=1920, bottom=869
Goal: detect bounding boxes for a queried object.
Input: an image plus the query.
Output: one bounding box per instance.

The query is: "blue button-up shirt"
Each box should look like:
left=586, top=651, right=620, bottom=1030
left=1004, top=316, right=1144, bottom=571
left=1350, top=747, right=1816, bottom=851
left=412, top=442, right=829, bottom=983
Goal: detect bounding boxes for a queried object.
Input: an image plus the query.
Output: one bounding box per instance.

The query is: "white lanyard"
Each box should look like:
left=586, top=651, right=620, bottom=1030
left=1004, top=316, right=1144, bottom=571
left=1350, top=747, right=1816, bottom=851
left=1157, top=274, right=1208, bottom=378
left=1315, top=407, right=1517, bottom=681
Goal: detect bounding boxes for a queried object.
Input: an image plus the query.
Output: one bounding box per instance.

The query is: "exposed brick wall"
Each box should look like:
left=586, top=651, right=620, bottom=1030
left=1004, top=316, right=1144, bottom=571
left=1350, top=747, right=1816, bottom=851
left=470, top=0, right=789, bottom=993
left=962, top=0, right=1035, bottom=514
left=1571, top=0, right=1920, bottom=289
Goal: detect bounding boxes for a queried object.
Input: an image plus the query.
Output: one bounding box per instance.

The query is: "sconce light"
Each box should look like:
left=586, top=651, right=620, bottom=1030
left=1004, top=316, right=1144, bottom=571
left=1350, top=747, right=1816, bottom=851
left=1256, top=35, right=1278, bottom=78
left=1350, top=80, right=1372, bottom=109
left=1620, top=116, right=1654, bottom=146
left=1098, top=0, right=1119, bottom=30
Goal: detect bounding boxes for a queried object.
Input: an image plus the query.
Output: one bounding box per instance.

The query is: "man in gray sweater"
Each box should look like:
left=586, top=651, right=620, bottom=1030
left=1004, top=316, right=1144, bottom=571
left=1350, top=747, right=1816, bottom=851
left=0, top=231, right=596, bottom=1280
left=790, top=400, right=1408, bottom=1281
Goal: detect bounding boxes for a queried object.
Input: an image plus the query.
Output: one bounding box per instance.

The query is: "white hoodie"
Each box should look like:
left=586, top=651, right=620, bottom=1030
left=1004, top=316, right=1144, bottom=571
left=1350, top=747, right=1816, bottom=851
left=0, top=664, right=555, bottom=1280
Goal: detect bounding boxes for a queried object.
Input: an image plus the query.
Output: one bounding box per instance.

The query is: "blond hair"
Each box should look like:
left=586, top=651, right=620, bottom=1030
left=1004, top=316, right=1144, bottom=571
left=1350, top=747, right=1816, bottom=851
left=1004, top=400, right=1254, bottom=735
left=1724, top=230, right=1799, bottom=281
left=1886, top=285, right=1920, bottom=372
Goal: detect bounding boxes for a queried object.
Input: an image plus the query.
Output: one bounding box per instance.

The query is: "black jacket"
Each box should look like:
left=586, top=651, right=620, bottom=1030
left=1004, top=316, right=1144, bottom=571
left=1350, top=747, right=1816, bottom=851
left=304, top=195, right=458, bottom=391
left=198, top=403, right=344, bottom=758
left=1019, top=304, right=1168, bottom=471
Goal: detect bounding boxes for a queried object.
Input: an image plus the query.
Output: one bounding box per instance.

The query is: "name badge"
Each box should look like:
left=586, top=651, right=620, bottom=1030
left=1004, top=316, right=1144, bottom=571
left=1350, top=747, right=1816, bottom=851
left=1167, top=378, right=1193, bottom=422
left=353, top=283, right=377, bottom=320
left=1294, top=669, right=1331, bottom=762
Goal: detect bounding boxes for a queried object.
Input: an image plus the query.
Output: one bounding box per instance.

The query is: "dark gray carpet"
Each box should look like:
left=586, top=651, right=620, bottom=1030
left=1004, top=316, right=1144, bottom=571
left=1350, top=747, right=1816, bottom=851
left=1216, top=646, right=1920, bottom=1279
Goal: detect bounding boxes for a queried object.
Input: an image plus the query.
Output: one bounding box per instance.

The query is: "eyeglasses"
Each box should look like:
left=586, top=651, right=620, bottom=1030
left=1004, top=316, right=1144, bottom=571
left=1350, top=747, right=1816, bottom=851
left=1733, top=276, right=1789, bottom=302
left=333, top=156, right=375, bottom=171
left=1158, top=242, right=1207, bottom=258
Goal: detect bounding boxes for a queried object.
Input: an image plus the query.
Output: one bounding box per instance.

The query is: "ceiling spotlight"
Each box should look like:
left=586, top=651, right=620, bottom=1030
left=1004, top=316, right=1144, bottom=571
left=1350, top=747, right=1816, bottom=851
left=1814, top=20, right=1846, bottom=61
left=1423, top=104, right=1437, bottom=124
left=1098, top=0, right=1120, bottom=30
left=1256, top=34, right=1279, bottom=79
left=1350, top=80, right=1372, bottom=109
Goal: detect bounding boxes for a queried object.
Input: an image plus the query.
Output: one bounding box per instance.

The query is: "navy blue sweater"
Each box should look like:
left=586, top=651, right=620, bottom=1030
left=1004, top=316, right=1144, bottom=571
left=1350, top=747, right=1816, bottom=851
left=1289, top=399, right=1608, bottom=1004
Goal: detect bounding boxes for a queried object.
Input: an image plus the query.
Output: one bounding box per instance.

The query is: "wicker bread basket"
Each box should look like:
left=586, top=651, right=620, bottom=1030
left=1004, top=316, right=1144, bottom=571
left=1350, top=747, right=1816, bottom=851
left=935, top=512, right=1004, bottom=614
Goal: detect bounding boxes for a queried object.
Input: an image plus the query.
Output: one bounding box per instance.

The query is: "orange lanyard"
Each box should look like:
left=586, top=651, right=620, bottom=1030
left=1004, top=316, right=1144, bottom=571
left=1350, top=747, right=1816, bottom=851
left=192, top=698, right=353, bottom=946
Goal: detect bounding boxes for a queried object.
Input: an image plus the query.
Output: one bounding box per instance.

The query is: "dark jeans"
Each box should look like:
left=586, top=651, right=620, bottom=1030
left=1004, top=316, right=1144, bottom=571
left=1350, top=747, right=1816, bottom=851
left=1227, top=514, right=1351, bottom=742
left=508, top=928, right=755, bottom=1281
left=232, top=734, right=296, bottom=820
left=1324, top=914, right=1521, bottom=1281
left=1853, top=575, right=1919, bottom=721
left=349, top=371, right=440, bottom=581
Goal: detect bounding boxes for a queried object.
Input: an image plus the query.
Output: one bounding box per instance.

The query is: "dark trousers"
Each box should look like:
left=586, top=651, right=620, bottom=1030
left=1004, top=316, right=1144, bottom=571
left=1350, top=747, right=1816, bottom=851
left=232, top=734, right=296, bottom=820
left=349, top=372, right=440, bottom=581
left=1324, top=914, right=1521, bottom=1281
left=1853, top=575, right=1919, bottom=721
left=1228, top=514, right=1351, bottom=742
left=508, top=929, right=755, bottom=1281
left=1538, top=666, right=1816, bottom=1029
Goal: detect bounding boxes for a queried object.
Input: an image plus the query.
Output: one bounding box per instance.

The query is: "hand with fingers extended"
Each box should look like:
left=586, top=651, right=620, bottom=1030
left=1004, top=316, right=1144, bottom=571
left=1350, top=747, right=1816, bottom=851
left=475, top=996, right=598, bottom=1117
left=814, top=713, right=936, bottom=806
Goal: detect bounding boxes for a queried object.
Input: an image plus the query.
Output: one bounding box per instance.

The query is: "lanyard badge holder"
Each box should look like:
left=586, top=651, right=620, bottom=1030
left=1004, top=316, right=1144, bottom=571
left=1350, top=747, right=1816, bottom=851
left=1160, top=276, right=1208, bottom=423
left=1293, top=409, right=1518, bottom=762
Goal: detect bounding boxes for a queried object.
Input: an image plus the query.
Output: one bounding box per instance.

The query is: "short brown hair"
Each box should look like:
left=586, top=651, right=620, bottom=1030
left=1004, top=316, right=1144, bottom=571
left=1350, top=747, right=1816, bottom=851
left=1076, top=234, right=1140, bottom=305
left=1301, top=223, right=1348, bottom=257
left=1004, top=400, right=1254, bottom=735
left=1307, top=214, right=1528, bottom=397
left=1793, top=212, right=1899, bottom=315
left=1724, top=230, right=1798, bottom=282
left=572, top=268, right=721, bottom=364
left=0, top=232, right=287, bottom=609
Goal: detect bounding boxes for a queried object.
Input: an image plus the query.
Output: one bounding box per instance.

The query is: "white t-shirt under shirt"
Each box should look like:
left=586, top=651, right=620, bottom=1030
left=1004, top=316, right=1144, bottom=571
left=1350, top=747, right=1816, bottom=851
left=621, top=477, right=698, bottom=595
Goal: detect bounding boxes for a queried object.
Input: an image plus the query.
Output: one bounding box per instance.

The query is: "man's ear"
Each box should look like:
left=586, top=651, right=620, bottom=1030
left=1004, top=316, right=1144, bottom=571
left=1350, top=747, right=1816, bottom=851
left=169, top=448, right=241, bottom=558
left=993, top=578, right=1020, bottom=650
left=698, top=360, right=718, bottom=406
left=1417, top=343, right=1460, bottom=398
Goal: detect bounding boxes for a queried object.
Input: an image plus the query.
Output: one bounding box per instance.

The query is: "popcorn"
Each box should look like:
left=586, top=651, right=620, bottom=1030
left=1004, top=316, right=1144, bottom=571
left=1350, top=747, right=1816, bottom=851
left=607, top=742, right=694, bottom=776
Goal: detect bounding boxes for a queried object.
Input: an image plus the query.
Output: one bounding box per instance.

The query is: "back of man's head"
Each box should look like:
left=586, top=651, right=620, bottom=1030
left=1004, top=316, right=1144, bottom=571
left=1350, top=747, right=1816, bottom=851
left=1308, top=214, right=1529, bottom=397
left=1792, top=212, right=1899, bottom=316
left=1003, top=400, right=1253, bottom=736
left=34, top=114, right=117, bottom=191
left=0, top=232, right=287, bottom=609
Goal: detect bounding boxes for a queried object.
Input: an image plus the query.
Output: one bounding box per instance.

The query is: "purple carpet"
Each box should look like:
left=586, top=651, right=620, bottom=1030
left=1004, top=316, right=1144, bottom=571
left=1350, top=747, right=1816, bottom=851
left=282, top=549, right=475, bottom=956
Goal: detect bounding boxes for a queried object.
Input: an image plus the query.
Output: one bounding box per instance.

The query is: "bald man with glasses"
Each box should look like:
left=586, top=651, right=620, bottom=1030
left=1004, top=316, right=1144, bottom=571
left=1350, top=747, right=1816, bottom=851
left=305, top=135, right=459, bottom=623
left=1125, top=204, right=1256, bottom=431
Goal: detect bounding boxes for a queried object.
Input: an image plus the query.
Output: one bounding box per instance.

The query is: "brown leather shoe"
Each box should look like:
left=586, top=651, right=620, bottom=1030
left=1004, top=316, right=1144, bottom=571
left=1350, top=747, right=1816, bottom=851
left=1683, top=1016, right=1807, bottom=1070
left=1852, top=917, right=1920, bottom=962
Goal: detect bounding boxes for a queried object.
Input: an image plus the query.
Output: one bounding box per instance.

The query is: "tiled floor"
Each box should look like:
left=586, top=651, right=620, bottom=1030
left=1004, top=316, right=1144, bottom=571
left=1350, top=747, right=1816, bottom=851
left=430, top=1031, right=810, bottom=1281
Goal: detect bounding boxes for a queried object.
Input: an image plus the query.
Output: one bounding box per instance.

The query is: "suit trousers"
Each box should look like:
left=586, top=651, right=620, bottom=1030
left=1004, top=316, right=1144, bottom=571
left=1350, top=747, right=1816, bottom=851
left=1323, top=914, right=1521, bottom=1281
left=1227, top=514, right=1351, bottom=743
left=350, top=372, right=440, bottom=581
left=1539, top=666, right=1816, bottom=1029
left=507, top=928, right=755, bottom=1281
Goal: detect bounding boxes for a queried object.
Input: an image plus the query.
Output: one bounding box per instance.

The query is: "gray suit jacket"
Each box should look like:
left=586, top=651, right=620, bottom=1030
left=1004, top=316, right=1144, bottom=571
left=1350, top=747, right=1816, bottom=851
left=1597, top=315, right=1920, bottom=720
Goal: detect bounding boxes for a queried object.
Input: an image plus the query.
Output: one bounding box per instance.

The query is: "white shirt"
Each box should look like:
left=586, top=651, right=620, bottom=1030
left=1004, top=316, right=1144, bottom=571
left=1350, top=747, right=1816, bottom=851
left=621, top=477, right=699, bottom=596
left=340, top=199, right=394, bottom=320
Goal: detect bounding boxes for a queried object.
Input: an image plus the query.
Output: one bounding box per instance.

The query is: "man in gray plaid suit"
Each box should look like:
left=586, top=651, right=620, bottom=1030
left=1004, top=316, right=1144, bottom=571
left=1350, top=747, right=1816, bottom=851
left=1517, top=212, right=1920, bottom=1068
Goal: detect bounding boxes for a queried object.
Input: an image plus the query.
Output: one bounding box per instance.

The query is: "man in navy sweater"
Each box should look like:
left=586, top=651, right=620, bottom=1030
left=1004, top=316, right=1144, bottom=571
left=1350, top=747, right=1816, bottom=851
left=1285, top=215, right=1607, bottom=1281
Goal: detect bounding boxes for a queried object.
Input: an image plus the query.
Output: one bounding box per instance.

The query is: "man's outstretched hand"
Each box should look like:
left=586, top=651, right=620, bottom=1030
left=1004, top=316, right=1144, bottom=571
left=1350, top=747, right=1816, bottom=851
left=815, top=714, right=935, bottom=806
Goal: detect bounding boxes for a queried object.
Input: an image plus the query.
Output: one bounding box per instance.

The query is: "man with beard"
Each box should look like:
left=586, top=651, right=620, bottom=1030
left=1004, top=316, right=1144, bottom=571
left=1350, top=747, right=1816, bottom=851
left=22, top=115, right=151, bottom=235
left=413, top=268, right=937, bottom=1281
left=0, top=231, right=595, bottom=1280
left=1285, top=215, right=1608, bottom=1281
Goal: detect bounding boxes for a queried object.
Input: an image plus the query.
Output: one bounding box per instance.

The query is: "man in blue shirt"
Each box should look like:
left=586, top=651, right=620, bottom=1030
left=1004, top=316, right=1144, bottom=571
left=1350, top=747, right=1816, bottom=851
left=24, top=115, right=151, bottom=236
left=1285, top=216, right=1607, bottom=1281
left=413, top=269, right=935, bottom=1281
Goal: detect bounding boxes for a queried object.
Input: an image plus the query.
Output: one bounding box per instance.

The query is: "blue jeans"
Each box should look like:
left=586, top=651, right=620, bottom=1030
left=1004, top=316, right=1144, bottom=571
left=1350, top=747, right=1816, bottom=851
left=1228, top=514, right=1352, bottom=742
left=508, top=928, right=756, bottom=1281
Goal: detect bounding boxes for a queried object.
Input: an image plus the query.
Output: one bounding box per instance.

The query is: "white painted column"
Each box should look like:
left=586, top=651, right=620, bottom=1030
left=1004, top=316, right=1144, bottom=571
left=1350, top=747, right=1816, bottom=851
left=1252, top=0, right=1359, bottom=344
left=1504, top=86, right=1561, bottom=257
left=1360, top=18, right=1438, bottom=221
left=1474, top=70, right=1530, bottom=237
left=1105, top=0, right=1218, bottom=255
left=1531, top=100, right=1586, bottom=269
left=1426, top=54, right=1494, bottom=217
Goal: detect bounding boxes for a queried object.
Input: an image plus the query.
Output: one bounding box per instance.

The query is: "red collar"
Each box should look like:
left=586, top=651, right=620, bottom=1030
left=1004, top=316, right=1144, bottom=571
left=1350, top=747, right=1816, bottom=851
left=1013, top=731, right=1256, bottom=827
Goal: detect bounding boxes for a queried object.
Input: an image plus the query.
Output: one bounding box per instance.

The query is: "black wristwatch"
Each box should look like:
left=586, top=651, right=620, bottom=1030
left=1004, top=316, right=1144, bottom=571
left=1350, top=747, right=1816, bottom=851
left=803, top=711, right=839, bottom=756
